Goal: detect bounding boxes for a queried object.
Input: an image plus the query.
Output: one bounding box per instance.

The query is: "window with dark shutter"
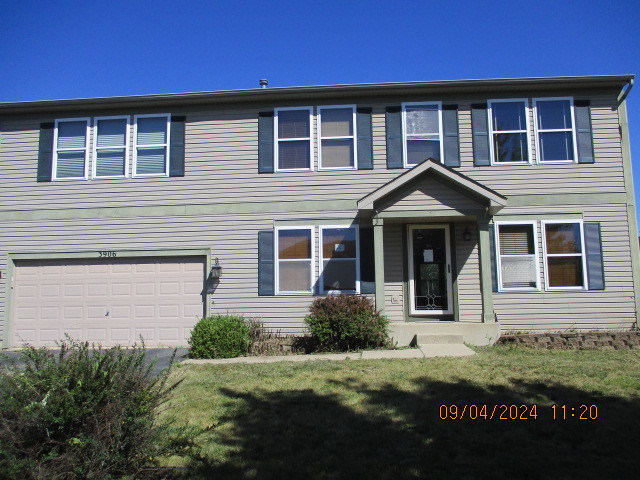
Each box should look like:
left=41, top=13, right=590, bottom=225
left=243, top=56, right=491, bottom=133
left=385, top=107, right=403, bottom=169
left=37, top=122, right=54, bottom=182
left=258, top=111, right=275, bottom=173
left=442, top=105, right=460, bottom=167
left=357, top=107, right=373, bottom=170
left=169, top=116, right=186, bottom=177
left=471, top=104, right=491, bottom=166
left=258, top=230, right=275, bottom=296
left=574, top=100, right=595, bottom=164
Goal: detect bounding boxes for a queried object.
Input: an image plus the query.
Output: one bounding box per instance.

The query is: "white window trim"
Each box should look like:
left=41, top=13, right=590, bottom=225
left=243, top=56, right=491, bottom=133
left=541, top=220, right=588, bottom=291
left=317, top=105, right=357, bottom=171
left=52, top=118, right=90, bottom=181
left=494, top=220, right=540, bottom=292
left=487, top=98, right=532, bottom=166
left=533, top=97, right=579, bottom=164
left=319, top=225, right=360, bottom=294
left=92, top=116, right=130, bottom=179
left=274, top=107, right=314, bottom=172
left=132, top=114, right=171, bottom=178
left=401, top=102, right=444, bottom=169
left=275, top=226, right=315, bottom=295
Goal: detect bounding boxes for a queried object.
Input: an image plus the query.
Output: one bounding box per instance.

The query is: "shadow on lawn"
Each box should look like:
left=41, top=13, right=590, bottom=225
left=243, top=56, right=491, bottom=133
left=189, top=377, right=639, bottom=480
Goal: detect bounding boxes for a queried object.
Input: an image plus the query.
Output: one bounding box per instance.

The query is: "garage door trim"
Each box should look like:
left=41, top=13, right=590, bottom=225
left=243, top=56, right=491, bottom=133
left=4, top=248, right=212, bottom=348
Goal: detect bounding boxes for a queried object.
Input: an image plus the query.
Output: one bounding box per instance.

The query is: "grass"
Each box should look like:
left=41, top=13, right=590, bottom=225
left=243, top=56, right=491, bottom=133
left=161, top=346, right=640, bottom=479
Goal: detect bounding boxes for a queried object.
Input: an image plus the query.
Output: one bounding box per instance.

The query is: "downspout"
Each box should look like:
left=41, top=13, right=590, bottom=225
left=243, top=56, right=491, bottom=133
left=617, top=77, right=640, bottom=328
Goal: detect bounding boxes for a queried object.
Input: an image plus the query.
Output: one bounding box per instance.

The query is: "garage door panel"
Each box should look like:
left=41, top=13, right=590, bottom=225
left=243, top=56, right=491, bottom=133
left=135, top=283, right=155, bottom=295
left=15, top=328, right=36, bottom=342
left=17, top=285, right=38, bottom=299
left=88, top=283, right=108, bottom=297
left=12, top=256, right=206, bottom=347
left=135, top=263, right=156, bottom=274
left=160, top=282, right=180, bottom=295
left=111, top=283, right=132, bottom=296
left=111, top=328, right=131, bottom=341
left=64, top=306, right=83, bottom=319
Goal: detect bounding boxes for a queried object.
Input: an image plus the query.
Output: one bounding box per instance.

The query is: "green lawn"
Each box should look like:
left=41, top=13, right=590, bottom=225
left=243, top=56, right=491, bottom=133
left=162, top=346, right=640, bottom=479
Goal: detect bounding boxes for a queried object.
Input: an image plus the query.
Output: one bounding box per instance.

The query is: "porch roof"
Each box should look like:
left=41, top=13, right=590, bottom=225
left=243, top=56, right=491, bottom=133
left=357, top=159, right=507, bottom=214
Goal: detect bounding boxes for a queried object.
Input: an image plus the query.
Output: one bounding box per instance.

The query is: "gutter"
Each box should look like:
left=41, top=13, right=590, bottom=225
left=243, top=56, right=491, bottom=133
left=0, top=74, right=635, bottom=115
left=618, top=77, right=634, bottom=104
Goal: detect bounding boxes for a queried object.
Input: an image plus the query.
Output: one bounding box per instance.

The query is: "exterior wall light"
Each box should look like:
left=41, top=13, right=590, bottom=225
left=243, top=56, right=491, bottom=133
left=211, top=257, right=222, bottom=279
left=463, top=227, right=472, bottom=242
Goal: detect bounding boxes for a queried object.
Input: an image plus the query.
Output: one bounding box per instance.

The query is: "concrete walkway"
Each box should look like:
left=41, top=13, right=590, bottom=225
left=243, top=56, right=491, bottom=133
left=2, top=345, right=476, bottom=372
left=183, top=344, right=475, bottom=366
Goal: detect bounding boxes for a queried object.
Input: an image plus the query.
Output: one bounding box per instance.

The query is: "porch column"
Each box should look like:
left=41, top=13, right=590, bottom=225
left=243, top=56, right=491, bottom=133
left=477, top=214, right=496, bottom=322
left=373, top=218, right=385, bottom=314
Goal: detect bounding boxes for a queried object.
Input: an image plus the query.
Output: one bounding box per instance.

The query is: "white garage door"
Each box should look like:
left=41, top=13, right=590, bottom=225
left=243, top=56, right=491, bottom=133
left=11, top=256, right=205, bottom=348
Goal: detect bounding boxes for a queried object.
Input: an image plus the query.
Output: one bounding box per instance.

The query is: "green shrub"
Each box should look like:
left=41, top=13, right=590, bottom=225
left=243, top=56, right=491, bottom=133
left=305, top=295, right=390, bottom=351
left=0, top=339, right=183, bottom=480
left=189, top=315, right=250, bottom=359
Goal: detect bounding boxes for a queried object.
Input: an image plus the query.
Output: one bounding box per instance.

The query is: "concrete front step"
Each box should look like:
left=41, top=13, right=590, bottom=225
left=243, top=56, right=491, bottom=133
left=416, top=334, right=464, bottom=345
left=419, top=343, right=476, bottom=357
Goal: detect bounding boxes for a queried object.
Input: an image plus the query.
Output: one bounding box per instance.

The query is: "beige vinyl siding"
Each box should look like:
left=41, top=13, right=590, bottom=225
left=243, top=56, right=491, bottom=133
left=0, top=210, right=361, bottom=341
left=380, top=221, right=483, bottom=323
left=382, top=223, right=404, bottom=321
left=457, top=96, right=625, bottom=194
left=454, top=222, right=483, bottom=322
left=377, top=176, right=483, bottom=212
left=0, top=93, right=626, bottom=213
left=493, top=203, right=636, bottom=331
left=0, top=203, right=635, bottom=339
left=0, top=87, right=635, bottom=339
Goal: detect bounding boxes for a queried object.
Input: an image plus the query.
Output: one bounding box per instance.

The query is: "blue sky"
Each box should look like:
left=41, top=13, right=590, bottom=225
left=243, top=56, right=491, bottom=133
left=2, top=0, right=640, bottom=220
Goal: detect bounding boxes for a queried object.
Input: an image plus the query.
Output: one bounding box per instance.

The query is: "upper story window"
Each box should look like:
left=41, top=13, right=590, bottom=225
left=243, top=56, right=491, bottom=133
left=496, top=222, right=539, bottom=291
left=533, top=98, right=577, bottom=163
left=53, top=118, right=89, bottom=180
left=275, top=107, right=313, bottom=171
left=134, top=114, right=170, bottom=177
left=93, top=116, right=129, bottom=178
left=542, top=221, right=586, bottom=290
left=46, top=114, right=180, bottom=182
left=402, top=102, right=443, bottom=167
left=320, top=226, right=359, bottom=294
left=488, top=99, right=531, bottom=164
left=318, top=106, right=356, bottom=170
left=275, top=227, right=314, bottom=294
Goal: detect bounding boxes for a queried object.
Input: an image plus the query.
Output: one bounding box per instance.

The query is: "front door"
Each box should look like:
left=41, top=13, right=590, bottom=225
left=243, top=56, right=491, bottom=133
left=408, top=225, right=453, bottom=315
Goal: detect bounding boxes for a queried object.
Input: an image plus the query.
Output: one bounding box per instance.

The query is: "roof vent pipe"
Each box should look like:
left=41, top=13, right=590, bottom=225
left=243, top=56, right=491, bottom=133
left=259, top=79, right=268, bottom=89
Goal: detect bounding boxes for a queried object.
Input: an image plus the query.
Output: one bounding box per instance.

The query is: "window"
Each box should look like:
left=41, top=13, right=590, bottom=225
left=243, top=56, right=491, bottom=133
left=496, top=222, right=539, bottom=290
left=276, top=227, right=314, bottom=294
left=320, top=226, right=359, bottom=293
left=488, top=99, right=530, bottom=164
left=318, top=106, right=356, bottom=170
left=402, top=102, right=443, bottom=167
left=93, top=116, right=129, bottom=178
left=275, top=108, right=313, bottom=171
left=133, top=114, right=170, bottom=177
left=53, top=118, right=89, bottom=180
left=534, top=98, right=577, bottom=163
left=543, top=221, right=586, bottom=289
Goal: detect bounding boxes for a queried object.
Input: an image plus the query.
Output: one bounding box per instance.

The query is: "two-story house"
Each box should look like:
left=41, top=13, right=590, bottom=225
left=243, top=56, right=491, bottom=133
left=0, top=75, right=638, bottom=348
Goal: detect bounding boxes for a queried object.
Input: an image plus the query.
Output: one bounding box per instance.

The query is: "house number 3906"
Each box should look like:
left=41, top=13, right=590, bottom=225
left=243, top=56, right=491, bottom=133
left=98, top=251, right=117, bottom=258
